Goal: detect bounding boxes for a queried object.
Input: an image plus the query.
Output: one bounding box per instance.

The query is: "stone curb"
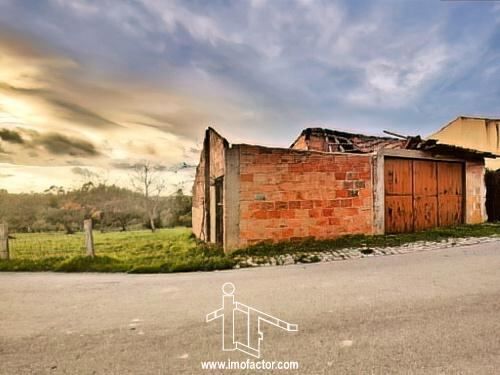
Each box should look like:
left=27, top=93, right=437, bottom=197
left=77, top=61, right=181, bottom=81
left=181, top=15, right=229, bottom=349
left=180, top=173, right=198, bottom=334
left=233, top=236, right=500, bottom=269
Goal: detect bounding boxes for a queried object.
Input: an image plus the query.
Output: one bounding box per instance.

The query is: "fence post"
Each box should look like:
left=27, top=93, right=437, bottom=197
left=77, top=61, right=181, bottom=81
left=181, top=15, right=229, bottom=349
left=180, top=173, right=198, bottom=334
left=0, top=223, right=9, bottom=260
left=84, top=219, right=95, bottom=257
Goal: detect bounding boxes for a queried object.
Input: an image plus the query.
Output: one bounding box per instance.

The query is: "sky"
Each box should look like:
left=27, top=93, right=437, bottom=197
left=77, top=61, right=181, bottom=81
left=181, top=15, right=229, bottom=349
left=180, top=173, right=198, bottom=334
left=0, top=0, right=499, bottom=193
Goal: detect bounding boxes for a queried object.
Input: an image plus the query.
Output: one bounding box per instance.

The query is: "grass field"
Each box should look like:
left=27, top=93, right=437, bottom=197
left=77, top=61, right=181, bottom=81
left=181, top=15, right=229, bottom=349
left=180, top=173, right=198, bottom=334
left=1, top=228, right=233, bottom=273
left=0, top=223, right=499, bottom=273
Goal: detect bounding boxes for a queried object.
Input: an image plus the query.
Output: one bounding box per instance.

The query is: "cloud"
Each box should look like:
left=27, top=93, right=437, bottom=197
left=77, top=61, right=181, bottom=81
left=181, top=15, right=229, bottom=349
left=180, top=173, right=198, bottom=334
left=0, top=0, right=499, bottom=192
left=35, top=133, right=99, bottom=157
left=47, top=98, right=120, bottom=129
left=0, top=128, right=24, bottom=143
left=71, top=166, right=100, bottom=181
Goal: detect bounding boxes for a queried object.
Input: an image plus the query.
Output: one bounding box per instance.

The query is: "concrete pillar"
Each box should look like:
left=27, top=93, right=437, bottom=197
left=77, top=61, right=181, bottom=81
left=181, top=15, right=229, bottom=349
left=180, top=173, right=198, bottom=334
left=224, top=146, right=240, bottom=253
left=373, top=153, right=385, bottom=234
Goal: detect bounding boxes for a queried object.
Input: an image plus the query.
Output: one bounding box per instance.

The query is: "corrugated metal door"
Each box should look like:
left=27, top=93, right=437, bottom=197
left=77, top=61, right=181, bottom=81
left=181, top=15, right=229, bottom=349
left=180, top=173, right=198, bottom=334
left=385, top=158, right=464, bottom=233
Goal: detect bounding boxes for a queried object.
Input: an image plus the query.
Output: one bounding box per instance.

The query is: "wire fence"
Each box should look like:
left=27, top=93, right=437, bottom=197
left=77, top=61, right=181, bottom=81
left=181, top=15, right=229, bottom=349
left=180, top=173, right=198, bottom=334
left=9, top=232, right=87, bottom=259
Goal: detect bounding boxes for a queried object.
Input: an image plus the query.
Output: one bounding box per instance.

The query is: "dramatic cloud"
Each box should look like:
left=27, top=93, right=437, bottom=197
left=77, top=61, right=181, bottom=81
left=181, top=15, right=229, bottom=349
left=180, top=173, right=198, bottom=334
left=0, top=128, right=24, bottom=143
left=0, top=0, right=499, bottom=192
left=35, top=133, right=99, bottom=157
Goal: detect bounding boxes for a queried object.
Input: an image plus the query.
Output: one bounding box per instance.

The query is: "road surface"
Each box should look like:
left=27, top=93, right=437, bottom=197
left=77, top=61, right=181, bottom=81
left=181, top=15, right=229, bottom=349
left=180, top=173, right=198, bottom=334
left=1, top=241, right=499, bottom=374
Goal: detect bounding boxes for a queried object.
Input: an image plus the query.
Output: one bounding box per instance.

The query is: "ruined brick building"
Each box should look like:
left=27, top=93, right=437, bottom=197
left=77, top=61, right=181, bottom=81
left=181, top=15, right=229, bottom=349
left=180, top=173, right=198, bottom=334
left=193, top=124, right=496, bottom=252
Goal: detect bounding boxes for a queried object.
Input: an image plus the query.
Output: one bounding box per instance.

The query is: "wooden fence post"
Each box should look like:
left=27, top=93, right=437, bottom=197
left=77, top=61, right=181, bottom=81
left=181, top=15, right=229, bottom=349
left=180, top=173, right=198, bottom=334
left=0, top=223, right=9, bottom=260
left=84, top=219, right=95, bottom=257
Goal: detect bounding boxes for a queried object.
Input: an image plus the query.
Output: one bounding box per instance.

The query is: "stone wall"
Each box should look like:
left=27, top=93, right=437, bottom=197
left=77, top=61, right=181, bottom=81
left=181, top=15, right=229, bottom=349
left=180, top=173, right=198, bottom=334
left=237, top=145, right=374, bottom=246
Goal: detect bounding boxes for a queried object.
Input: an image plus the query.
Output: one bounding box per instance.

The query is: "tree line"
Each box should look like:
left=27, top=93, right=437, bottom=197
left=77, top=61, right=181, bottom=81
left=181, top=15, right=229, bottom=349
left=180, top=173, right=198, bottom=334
left=0, top=182, right=192, bottom=234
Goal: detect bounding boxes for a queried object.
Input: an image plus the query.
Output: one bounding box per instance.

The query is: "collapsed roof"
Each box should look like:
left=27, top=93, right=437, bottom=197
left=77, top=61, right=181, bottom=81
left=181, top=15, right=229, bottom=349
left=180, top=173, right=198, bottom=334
left=291, top=127, right=497, bottom=159
left=291, top=128, right=406, bottom=153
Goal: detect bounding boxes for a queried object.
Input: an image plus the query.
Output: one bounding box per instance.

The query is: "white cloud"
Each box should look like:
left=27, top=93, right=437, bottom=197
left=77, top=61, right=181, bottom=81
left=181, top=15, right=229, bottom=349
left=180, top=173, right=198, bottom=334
left=347, top=41, right=452, bottom=107
left=142, top=0, right=242, bottom=46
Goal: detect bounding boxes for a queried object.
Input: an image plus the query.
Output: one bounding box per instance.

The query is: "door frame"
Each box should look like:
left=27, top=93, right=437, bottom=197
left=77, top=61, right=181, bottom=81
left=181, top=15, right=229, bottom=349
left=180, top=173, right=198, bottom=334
left=214, top=176, right=224, bottom=245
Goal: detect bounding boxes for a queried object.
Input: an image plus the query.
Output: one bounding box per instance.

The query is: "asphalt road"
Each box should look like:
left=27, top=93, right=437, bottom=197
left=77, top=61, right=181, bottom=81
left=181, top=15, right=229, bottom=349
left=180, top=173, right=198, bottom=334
left=1, top=241, right=499, bottom=374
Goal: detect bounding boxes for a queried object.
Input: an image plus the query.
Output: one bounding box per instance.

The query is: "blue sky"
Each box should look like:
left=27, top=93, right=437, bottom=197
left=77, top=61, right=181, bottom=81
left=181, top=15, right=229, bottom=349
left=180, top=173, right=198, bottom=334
left=0, top=0, right=499, bottom=192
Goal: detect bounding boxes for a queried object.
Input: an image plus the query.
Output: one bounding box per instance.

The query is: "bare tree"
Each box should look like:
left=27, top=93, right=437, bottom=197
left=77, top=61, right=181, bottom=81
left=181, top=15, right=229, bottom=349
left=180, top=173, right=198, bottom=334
left=131, top=162, right=166, bottom=232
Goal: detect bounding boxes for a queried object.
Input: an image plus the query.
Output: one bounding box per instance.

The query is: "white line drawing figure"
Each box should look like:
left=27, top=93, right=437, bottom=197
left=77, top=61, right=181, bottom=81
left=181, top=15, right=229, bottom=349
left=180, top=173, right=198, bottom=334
left=206, top=282, right=298, bottom=358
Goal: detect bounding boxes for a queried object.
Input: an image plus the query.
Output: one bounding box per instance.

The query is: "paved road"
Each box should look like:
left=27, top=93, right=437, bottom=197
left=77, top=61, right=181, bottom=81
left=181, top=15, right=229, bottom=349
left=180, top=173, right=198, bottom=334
left=1, top=242, right=499, bottom=374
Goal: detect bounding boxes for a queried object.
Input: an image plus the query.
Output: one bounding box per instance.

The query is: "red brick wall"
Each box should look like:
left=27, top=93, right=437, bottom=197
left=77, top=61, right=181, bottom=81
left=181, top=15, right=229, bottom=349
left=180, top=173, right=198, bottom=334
left=238, top=145, right=374, bottom=246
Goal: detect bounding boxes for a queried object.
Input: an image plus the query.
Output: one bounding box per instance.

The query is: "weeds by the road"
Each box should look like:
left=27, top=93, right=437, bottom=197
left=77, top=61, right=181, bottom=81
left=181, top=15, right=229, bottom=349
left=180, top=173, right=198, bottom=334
left=0, top=224, right=499, bottom=273
left=233, top=223, right=500, bottom=257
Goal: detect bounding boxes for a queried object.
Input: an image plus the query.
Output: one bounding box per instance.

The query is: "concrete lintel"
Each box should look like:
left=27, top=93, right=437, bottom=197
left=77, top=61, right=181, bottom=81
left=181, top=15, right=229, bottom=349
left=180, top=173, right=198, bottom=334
left=380, top=149, right=465, bottom=163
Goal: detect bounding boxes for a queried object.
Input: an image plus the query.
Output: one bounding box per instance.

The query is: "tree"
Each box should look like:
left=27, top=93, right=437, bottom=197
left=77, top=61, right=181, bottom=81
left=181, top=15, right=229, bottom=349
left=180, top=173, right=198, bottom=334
left=47, top=201, right=85, bottom=234
left=131, top=162, right=166, bottom=232
left=101, top=198, right=142, bottom=231
left=161, top=189, right=192, bottom=227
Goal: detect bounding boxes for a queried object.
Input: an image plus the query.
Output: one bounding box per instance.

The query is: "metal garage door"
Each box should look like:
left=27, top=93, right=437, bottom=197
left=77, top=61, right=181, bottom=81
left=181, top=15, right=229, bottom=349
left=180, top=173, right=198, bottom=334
left=384, top=158, right=464, bottom=233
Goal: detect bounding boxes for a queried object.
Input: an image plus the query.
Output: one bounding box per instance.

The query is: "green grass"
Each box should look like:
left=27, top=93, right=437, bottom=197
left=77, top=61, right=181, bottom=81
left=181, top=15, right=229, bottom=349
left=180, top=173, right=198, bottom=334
left=0, top=223, right=499, bottom=272
left=1, top=228, right=234, bottom=273
left=232, top=223, right=500, bottom=257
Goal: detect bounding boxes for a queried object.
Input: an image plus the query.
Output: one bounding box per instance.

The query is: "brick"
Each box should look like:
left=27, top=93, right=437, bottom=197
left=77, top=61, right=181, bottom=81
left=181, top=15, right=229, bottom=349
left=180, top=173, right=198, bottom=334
left=275, top=201, right=289, bottom=210
left=335, top=190, right=349, bottom=198
left=322, top=208, right=334, bottom=217
left=328, top=217, right=340, bottom=225
left=340, top=199, right=352, bottom=208
left=250, top=210, right=267, bottom=219
left=309, top=209, right=321, bottom=218
left=313, top=200, right=324, bottom=208
left=301, top=200, right=313, bottom=209
left=261, top=202, right=275, bottom=210
left=240, top=173, right=254, bottom=182
left=281, top=210, right=295, bottom=219
left=267, top=210, right=280, bottom=219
